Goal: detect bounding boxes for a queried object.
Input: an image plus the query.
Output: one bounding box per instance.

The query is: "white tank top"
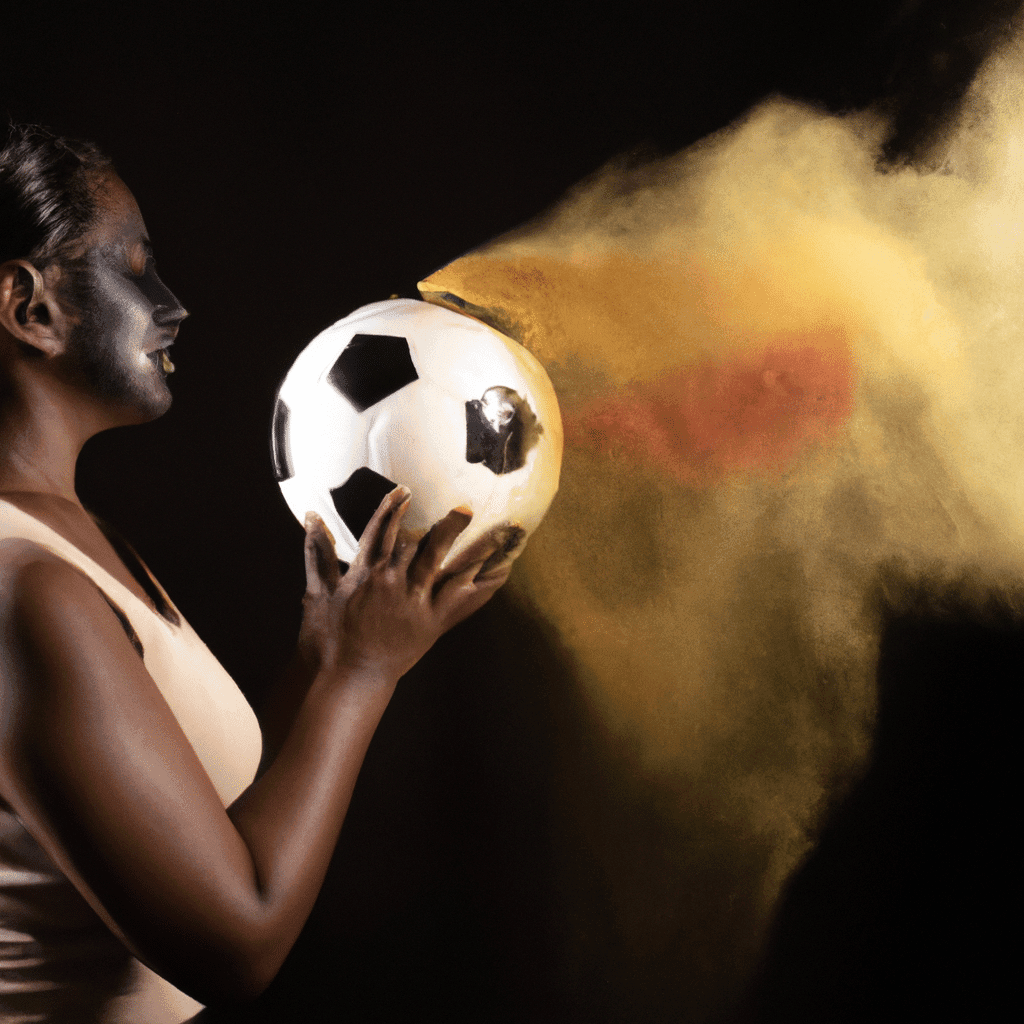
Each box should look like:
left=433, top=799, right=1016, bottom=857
left=0, top=500, right=263, bottom=1023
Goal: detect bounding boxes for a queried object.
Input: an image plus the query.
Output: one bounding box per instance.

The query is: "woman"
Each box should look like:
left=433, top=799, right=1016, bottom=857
left=0, top=124, right=515, bottom=1022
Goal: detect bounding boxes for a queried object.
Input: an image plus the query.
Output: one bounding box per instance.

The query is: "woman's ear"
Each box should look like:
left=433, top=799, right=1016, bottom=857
left=0, top=259, right=72, bottom=356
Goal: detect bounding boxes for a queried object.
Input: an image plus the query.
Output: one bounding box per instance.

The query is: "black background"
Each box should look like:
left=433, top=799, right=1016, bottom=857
left=2, top=2, right=1019, bottom=1021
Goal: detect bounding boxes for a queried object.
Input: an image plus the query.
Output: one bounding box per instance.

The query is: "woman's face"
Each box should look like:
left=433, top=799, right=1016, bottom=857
left=61, top=173, right=187, bottom=422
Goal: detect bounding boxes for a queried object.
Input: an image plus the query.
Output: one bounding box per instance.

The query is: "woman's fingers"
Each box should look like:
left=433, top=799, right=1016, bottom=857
left=379, top=490, right=413, bottom=562
left=436, top=549, right=515, bottom=628
left=349, top=486, right=411, bottom=572
left=303, top=513, right=342, bottom=594
left=390, top=527, right=426, bottom=570
left=430, top=524, right=524, bottom=624
left=408, top=507, right=474, bottom=589
left=303, top=517, right=322, bottom=597
left=440, top=524, right=526, bottom=581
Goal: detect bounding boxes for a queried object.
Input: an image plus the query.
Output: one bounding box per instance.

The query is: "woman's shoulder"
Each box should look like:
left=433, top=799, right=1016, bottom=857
left=0, top=537, right=98, bottom=612
left=0, top=543, right=133, bottom=698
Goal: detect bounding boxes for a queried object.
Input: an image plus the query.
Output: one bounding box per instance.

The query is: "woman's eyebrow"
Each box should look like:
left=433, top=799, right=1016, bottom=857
left=94, top=236, right=153, bottom=260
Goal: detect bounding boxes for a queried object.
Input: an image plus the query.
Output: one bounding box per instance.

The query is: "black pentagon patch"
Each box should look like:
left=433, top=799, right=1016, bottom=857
left=465, top=386, right=540, bottom=475
left=330, top=467, right=397, bottom=541
left=271, top=396, right=293, bottom=482
left=327, top=334, right=418, bottom=412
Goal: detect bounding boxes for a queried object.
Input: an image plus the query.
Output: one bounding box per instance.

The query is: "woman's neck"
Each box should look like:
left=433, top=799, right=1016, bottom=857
left=0, top=391, right=95, bottom=504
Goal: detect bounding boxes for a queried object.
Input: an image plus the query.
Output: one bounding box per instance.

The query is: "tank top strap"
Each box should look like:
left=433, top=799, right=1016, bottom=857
left=0, top=499, right=171, bottom=630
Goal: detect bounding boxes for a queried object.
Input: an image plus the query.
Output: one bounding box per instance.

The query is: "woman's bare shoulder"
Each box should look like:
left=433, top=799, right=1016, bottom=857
left=0, top=537, right=91, bottom=606
left=0, top=542, right=136, bottom=720
left=0, top=539, right=103, bottom=627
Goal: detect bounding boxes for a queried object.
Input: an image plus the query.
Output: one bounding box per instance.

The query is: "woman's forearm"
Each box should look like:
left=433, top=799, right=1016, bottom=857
left=226, top=665, right=396, bottom=993
left=256, top=648, right=318, bottom=767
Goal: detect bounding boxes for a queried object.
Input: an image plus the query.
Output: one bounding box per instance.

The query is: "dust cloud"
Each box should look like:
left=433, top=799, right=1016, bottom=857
left=421, top=12, right=1024, bottom=1020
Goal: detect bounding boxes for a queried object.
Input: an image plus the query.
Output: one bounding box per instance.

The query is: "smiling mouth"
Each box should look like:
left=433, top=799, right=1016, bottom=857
left=148, top=349, right=175, bottom=374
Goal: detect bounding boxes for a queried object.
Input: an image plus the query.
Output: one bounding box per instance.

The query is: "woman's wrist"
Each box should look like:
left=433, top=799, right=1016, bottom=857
left=307, top=658, right=399, bottom=712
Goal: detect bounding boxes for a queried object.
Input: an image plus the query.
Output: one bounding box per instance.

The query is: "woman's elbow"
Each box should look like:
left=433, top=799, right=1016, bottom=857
left=156, top=926, right=291, bottom=1006
left=203, top=960, right=279, bottom=1005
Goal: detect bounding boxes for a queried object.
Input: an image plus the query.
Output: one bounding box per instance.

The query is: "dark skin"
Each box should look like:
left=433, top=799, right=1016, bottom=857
left=0, top=172, right=516, bottom=1003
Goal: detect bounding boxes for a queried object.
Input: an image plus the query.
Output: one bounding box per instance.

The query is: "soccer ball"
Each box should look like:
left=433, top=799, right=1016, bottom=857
left=271, top=298, right=563, bottom=567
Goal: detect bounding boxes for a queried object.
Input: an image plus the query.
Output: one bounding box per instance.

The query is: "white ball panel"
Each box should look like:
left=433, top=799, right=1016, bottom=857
left=365, top=383, right=470, bottom=532
left=412, top=319, right=523, bottom=392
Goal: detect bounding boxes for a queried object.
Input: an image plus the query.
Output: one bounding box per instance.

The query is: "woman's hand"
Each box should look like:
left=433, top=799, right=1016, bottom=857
left=297, top=487, right=519, bottom=689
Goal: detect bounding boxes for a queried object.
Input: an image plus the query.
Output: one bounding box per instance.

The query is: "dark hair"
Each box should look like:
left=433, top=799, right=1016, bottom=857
left=0, top=123, right=113, bottom=268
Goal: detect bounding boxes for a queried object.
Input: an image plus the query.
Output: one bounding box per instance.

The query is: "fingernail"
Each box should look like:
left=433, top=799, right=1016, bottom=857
left=304, top=511, right=335, bottom=545
left=498, top=525, right=525, bottom=553
left=454, top=504, right=473, bottom=516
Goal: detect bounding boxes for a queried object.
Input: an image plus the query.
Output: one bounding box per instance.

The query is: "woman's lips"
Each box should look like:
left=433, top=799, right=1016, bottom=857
left=147, top=348, right=175, bottom=373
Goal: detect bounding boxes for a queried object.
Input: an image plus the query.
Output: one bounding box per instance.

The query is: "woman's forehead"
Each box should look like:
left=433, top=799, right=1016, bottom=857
left=85, top=173, right=148, bottom=249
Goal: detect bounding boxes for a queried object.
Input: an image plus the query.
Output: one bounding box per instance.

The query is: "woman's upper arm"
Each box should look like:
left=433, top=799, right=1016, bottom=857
left=0, top=555, right=269, bottom=1001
